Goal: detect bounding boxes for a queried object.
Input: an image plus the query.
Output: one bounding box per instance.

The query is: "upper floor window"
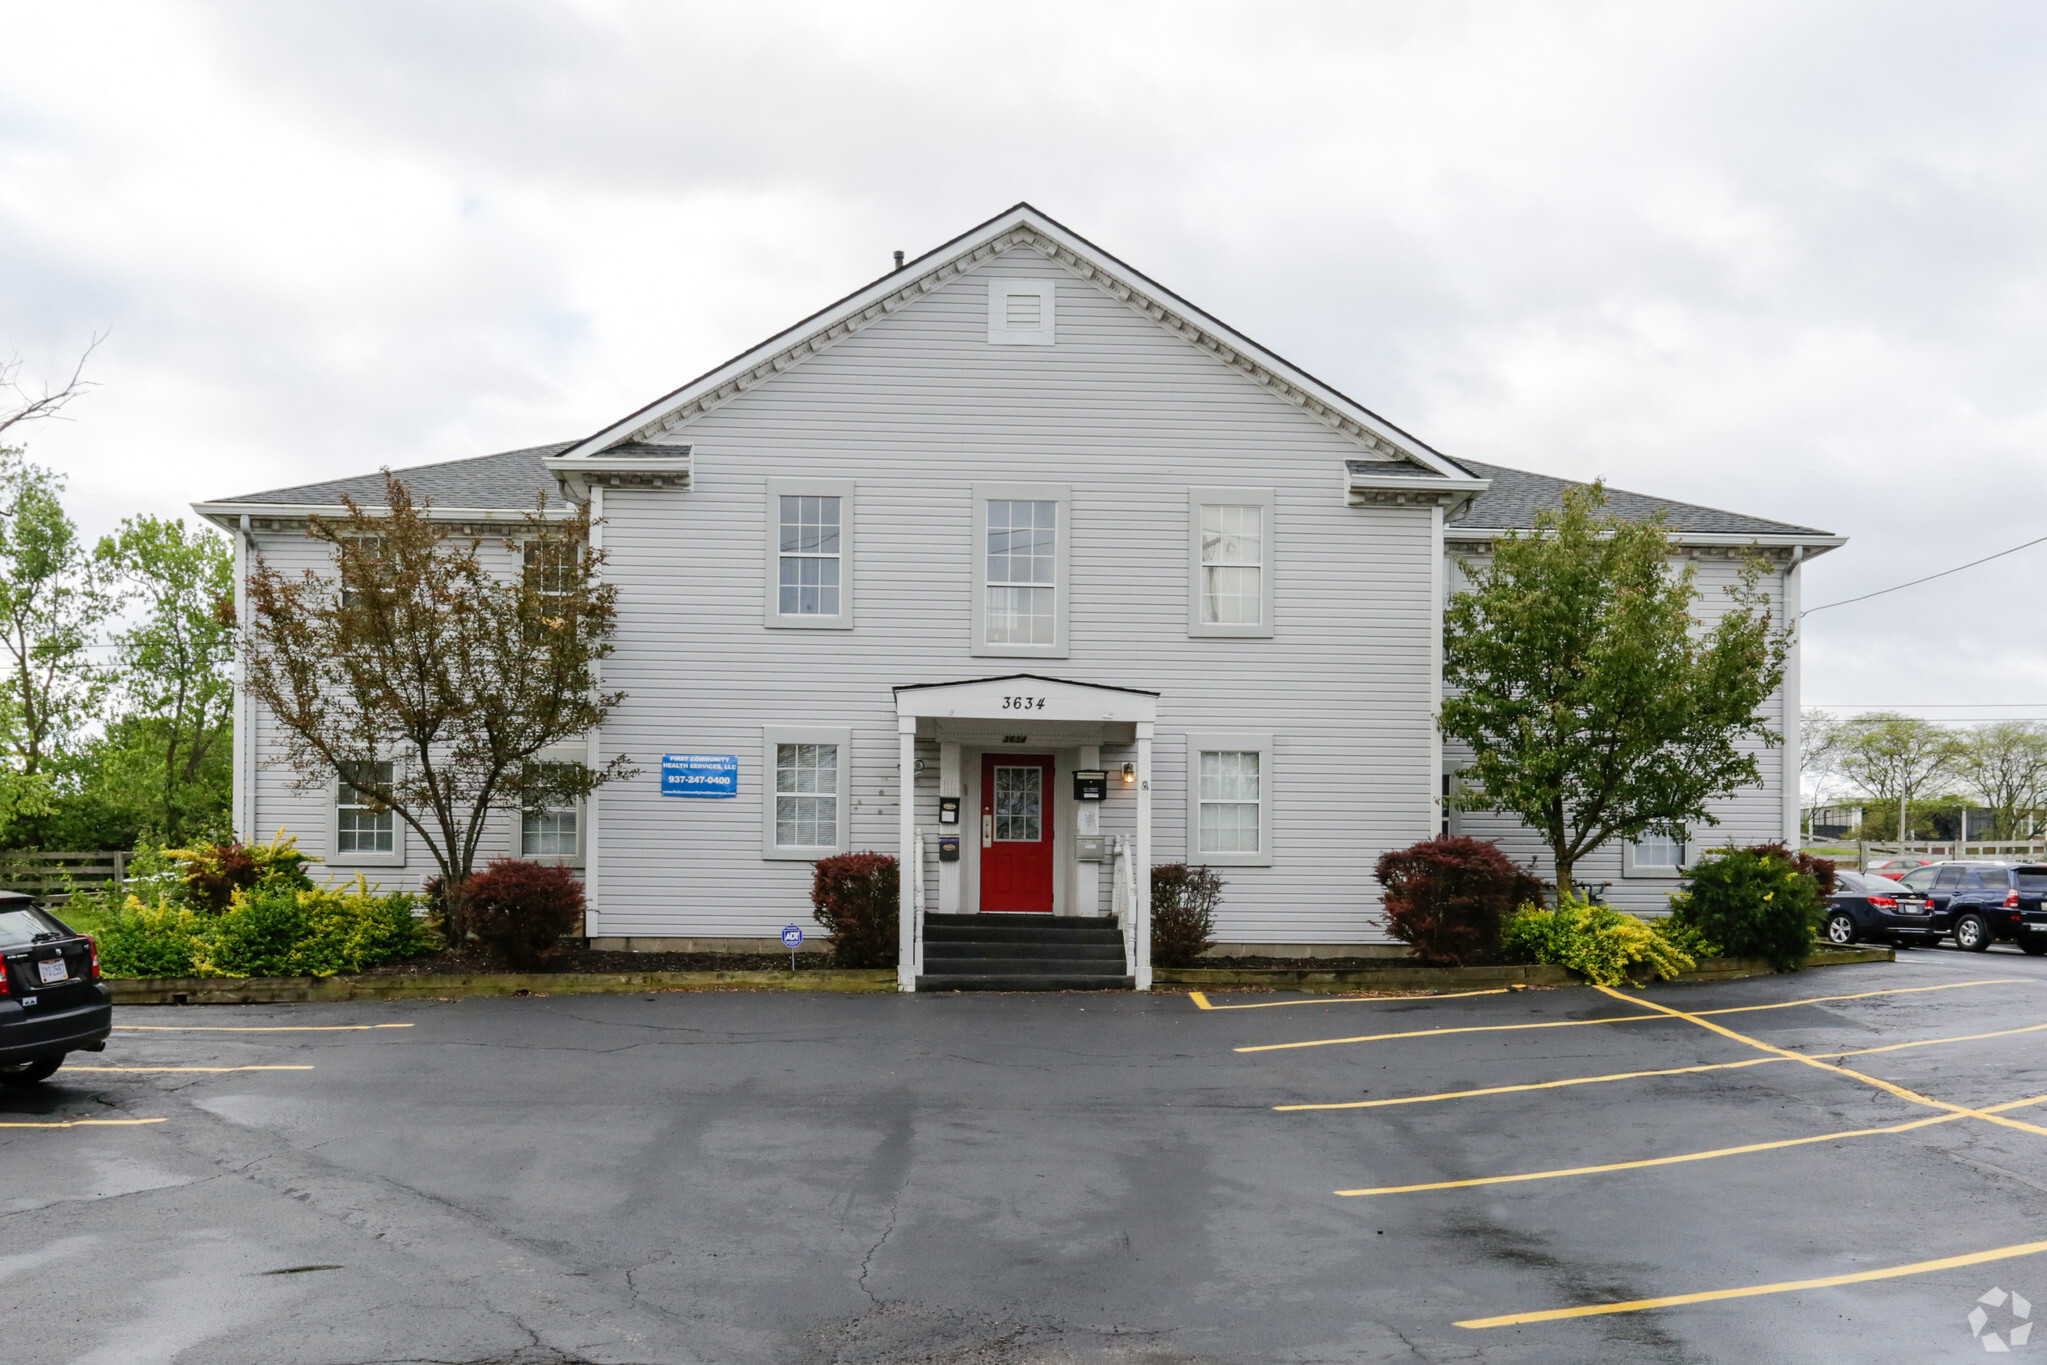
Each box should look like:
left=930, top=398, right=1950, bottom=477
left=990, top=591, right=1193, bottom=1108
left=1187, top=488, right=1274, bottom=638
left=986, top=278, right=1056, bottom=346
left=763, top=479, right=854, bottom=630
left=972, top=484, right=1069, bottom=658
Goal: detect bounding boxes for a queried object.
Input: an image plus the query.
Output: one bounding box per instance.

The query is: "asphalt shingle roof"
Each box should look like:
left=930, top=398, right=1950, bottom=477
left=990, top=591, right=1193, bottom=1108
left=207, top=442, right=577, bottom=510
left=1450, top=458, right=1830, bottom=537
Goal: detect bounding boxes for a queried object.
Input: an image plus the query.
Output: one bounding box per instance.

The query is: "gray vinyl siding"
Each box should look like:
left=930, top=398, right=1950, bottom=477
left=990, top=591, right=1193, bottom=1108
left=1443, top=555, right=1793, bottom=918
left=587, top=249, right=1436, bottom=945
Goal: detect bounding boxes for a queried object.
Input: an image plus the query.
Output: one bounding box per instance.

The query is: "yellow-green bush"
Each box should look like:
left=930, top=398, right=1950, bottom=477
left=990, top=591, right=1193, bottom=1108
left=1500, top=894, right=1695, bottom=986
left=95, top=877, right=429, bottom=978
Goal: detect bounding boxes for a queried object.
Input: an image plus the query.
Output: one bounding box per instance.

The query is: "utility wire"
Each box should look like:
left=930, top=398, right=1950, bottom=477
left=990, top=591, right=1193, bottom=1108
left=1803, top=532, right=2047, bottom=615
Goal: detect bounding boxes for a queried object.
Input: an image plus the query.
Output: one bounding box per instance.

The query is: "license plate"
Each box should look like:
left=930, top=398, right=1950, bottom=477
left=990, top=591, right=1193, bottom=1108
left=2031, top=924, right=2047, bottom=933
left=35, top=957, right=66, bottom=984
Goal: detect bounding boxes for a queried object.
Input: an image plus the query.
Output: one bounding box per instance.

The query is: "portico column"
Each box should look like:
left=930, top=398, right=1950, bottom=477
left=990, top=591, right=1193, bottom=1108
left=1135, top=721, right=1153, bottom=991
left=898, top=716, right=918, bottom=992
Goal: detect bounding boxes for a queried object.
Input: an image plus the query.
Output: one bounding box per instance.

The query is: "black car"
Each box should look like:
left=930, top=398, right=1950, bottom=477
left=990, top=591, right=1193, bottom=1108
left=1824, top=870, right=1944, bottom=949
left=0, top=894, right=111, bottom=1086
left=1891, top=862, right=2047, bottom=953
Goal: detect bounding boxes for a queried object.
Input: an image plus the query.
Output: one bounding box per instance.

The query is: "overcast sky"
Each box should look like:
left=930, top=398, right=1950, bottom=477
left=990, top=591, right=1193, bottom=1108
left=3, top=1, right=2044, bottom=726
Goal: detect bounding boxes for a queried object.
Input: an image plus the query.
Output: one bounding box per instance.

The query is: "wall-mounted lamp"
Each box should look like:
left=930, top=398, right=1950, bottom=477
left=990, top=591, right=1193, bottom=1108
left=1121, top=762, right=1136, bottom=785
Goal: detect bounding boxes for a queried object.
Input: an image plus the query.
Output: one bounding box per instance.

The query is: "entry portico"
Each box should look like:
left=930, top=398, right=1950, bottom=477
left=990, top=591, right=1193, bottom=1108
left=893, top=675, right=1158, bottom=991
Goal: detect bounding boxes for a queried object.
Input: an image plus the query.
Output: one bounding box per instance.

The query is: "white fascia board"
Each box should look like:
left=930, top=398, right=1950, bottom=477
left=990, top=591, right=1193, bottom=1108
left=1348, top=472, right=1491, bottom=509
left=190, top=501, right=576, bottom=532
left=541, top=454, right=691, bottom=504
left=555, top=204, right=1467, bottom=475
left=1446, top=527, right=1848, bottom=556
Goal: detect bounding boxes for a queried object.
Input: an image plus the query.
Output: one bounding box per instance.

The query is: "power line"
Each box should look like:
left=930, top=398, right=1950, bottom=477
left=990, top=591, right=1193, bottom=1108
left=1803, top=531, right=2047, bottom=615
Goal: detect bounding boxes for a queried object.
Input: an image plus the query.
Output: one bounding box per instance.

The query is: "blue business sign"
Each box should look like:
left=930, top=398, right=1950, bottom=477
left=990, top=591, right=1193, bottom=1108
left=662, top=753, right=738, bottom=799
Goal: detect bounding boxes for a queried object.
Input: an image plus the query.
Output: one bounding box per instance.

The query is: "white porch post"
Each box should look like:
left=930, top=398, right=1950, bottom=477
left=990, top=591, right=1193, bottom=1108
left=1135, top=721, right=1154, bottom=991
left=898, top=716, right=918, bottom=992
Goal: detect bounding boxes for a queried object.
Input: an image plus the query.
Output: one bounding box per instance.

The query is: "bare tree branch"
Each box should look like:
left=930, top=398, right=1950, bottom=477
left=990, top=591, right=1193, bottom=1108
left=0, top=334, right=105, bottom=438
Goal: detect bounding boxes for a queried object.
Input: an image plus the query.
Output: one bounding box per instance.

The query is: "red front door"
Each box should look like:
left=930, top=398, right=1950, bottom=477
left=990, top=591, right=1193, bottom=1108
left=980, top=753, right=1055, bottom=913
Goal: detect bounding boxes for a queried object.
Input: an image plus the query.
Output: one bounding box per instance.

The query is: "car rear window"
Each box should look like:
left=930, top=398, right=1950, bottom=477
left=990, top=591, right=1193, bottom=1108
left=0, top=905, right=71, bottom=949
left=1972, top=867, right=2014, bottom=889
left=2017, top=869, right=2047, bottom=893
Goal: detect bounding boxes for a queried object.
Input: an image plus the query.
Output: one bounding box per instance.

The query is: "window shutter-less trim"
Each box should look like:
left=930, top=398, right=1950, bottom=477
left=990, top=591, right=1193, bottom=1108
left=763, top=478, right=855, bottom=629
left=971, top=483, right=1071, bottom=658
left=761, top=726, right=853, bottom=859
left=1187, top=487, right=1275, bottom=638
left=1183, top=732, right=1274, bottom=867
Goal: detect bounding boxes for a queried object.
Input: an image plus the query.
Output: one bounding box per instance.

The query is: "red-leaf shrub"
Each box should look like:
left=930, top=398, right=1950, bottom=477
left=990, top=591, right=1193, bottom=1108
left=810, top=852, right=899, bottom=968
left=1375, top=836, right=1544, bottom=965
left=1151, top=864, right=1225, bottom=968
left=460, top=859, right=585, bottom=971
left=1740, top=842, right=1838, bottom=897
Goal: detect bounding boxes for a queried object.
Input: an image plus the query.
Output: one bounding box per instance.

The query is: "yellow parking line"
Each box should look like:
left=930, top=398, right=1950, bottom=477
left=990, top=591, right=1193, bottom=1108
left=1335, top=1089, right=2047, bottom=1197
left=66, top=1066, right=315, bottom=1073
left=112, top=1024, right=414, bottom=1032
left=1456, top=1235, right=2047, bottom=1329
left=1190, top=988, right=1509, bottom=1011
left=0, top=1117, right=168, bottom=1129
left=1278, top=1056, right=1790, bottom=1111
left=1592, top=985, right=2047, bottom=1141
left=1277, top=1020, right=2047, bottom=1112
left=1236, top=979, right=2024, bottom=1053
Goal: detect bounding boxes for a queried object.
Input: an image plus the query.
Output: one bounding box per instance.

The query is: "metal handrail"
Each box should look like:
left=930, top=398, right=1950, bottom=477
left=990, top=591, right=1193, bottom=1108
left=911, top=833, right=927, bottom=974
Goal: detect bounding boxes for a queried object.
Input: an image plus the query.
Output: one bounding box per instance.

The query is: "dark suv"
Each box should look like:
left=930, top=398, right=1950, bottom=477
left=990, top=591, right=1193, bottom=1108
left=1892, top=862, right=2047, bottom=953
left=0, top=894, right=111, bottom=1086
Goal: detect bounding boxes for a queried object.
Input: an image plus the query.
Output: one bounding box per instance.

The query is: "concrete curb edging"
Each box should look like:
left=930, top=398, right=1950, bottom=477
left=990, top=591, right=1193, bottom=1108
left=103, top=946, right=1893, bottom=1005
left=108, top=968, right=900, bottom=1005
left=1154, top=945, right=1894, bottom=993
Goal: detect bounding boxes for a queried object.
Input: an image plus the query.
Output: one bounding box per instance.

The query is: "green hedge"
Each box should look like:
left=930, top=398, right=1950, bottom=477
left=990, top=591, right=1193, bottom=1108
left=95, top=881, right=430, bottom=978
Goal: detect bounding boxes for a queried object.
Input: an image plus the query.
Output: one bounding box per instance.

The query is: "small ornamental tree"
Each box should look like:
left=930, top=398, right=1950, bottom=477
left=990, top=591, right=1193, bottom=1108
left=1151, top=864, right=1225, bottom=968
left=810, top=852, right=899, bottom=968
left=1375, top=836, right=1543, bottom=965
left=1442, top=482, right=1791, bottom=897
left=243, top=473, right=631, bottom=941
left=1666, top=846, right=1823, bottom=971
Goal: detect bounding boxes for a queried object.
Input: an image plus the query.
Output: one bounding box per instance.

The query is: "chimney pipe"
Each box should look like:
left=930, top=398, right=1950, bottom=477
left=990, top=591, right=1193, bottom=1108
left=893, top=250, right=905, bottom=271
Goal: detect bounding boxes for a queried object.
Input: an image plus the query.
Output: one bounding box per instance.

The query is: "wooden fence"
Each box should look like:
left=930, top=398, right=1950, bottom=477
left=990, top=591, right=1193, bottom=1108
left=1804, top=839, right=2047, bottom=871
left=0, top=851, right=127, bottom=898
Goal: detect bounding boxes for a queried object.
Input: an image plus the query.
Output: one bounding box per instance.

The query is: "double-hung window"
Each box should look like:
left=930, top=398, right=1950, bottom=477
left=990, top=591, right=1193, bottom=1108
left=334, top=760, right=402, bottom=865
left=519, top=759, right=584, bottom=865
left=972, top=483, right=1070, bottom=657
left=763, top=479, right=855, bottom=629
left=1187, top=488, right=1274, bottom=637
left=1184, top=732, right=1273, bottom=866
left=761, top=726, right=852, bottom=858
left=1624, top=831, right=1689, bottom=877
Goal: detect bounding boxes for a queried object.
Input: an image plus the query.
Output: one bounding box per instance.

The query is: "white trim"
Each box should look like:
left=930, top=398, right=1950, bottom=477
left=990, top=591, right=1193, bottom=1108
left=192, top=502, right=579, bottom=531
left=555, top=205, right=1465, bottom=474
left=1429, top=503, right=1445, bottom=842
left=517, top=744, right=589, bottom=869
left=1446, top=525, right=1848, bottom=555
left=1186, top=487, right=1274, bottom=639
left=763, top=478, right=855, bottom=630
left=1184, top=732, right=1274, bottom=868
left=232, top=515, right=250, bottom=838
left=328, top=762, right=405, bottom=868
left=971, top=483, right=1070, bottom=659
left=1622, top=831, right=1693, bottom=879
left=760, top=726, right=853, bottom=860
left=987, top=277, right=1056, bottom=345
left=1782, top=551, right=1803, bottom=846
left=584, top=485, right=604, bottom=932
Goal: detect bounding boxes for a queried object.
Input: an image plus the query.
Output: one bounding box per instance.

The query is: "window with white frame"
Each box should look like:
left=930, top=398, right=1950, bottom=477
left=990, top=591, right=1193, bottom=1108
left=986, top=278, right=1056, bottom=346
left=334, top=761, right=400, bottom=863
left=761, top=726, right=852, bottom=858
left=1184, top=732, right=1274, bottom=866
left=763, top=479, right=854, bottom=628
left=1187, top=488, right=1273, bottom=637
left=519, top=760, right=583, bottom=864
left=1624, top=831, right=1689, bottom=877
left=972, top=484, right=1069, bottom=657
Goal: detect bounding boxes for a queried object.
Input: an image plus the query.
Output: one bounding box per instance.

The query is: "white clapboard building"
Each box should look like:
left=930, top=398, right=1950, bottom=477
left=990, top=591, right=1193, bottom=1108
left=196, top=205, right=1843, bottom=989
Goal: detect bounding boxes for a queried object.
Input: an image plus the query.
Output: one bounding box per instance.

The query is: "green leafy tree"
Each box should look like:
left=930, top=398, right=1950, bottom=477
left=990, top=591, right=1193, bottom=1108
left=93, top=516, right=236, bottom=843
left=1953, top=721, right=2047, bottom=840
left=0, top=448, right=109, bottom=839
left=243, top=473, right=630, bottom=939
left=1831, top=713, right=1959, bottom=844
left=1442, top=482, right=1792, bottom=896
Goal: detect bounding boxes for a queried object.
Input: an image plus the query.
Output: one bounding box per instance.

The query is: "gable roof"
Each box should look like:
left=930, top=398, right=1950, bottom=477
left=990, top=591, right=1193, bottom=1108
left=1451, top=458, right=1837, bottom=541
left=550, top=202, right=1463, bottom=476
left=199, top=442, right=577, bottom=513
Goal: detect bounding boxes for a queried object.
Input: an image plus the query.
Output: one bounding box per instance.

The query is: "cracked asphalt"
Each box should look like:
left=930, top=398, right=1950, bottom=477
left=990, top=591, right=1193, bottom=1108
left=9, top=950, right=2047, bottom=1364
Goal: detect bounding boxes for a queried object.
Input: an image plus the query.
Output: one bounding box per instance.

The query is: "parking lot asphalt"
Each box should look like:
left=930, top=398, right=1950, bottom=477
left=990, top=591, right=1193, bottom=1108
left=11, top=950, right=2047, bottom=1364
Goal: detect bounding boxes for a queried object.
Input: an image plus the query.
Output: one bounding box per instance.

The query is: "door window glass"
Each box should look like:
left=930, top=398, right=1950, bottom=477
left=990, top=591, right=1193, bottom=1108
left=1897, top=866, right=1939, bottom=891
left=1933, top=865, right=1966, bottom=892
left=992, top=766, right=1043, bottom=842
left=1969, top=866, right=2011, bottom=890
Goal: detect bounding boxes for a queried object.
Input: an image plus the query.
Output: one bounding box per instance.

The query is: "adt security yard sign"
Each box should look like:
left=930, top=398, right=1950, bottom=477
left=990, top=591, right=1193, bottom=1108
left=780, top=926, right=805, bottom=949
left=662, top=753, right=738, bottom=798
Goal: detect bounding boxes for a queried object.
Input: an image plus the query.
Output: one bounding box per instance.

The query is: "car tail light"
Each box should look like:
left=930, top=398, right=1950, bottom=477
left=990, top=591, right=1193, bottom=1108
left=0, top=960, right=10, bottom=996
left=1868, top=896, right=1899, bottom=909
left=85, top=935, right=99, bottom=980
left=2007, top=889, right=2022, bottom=908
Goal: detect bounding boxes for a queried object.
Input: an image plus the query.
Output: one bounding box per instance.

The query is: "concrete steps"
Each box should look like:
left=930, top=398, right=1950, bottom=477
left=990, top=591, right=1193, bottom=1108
left=916, top=912, right=1133, bottom=992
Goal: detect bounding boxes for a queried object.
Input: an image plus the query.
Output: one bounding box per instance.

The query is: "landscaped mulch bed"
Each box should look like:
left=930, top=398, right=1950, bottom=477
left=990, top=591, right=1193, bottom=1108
left=357, top=946, right=850, bottom=977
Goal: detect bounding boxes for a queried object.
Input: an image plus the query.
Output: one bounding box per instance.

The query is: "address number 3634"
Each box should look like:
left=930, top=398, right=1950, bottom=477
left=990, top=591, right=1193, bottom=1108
left=1000, top=696, right=1048, bottom=710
